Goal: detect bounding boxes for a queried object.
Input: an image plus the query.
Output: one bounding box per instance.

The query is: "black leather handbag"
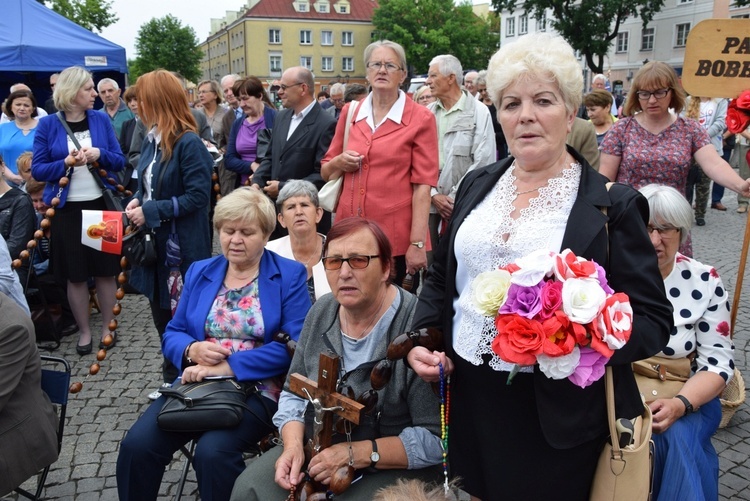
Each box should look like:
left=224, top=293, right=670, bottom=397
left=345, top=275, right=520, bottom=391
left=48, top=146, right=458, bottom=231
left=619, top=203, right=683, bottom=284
left=157, top=378, right=252, bottom=432
left=122, top=227, right=157, bottom=267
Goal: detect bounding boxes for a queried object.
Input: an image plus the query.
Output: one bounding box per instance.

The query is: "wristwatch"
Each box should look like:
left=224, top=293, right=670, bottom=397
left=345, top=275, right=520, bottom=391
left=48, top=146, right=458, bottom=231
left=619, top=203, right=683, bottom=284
left=675, top=394, right=694, bottom=415
left=411, top=241, right=425, bottom=249
left=369, top=439, right=380, bottom=468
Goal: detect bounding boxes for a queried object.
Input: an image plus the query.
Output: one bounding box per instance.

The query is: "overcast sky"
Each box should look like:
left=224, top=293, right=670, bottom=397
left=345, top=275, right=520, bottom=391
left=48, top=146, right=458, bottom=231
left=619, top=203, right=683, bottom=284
left=97, top=0, right=490, bottom=60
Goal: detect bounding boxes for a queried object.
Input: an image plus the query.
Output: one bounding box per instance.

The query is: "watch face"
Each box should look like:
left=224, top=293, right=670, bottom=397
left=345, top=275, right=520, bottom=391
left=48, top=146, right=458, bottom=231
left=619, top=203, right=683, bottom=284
left=413, top=241, right=424, bottom=248
left=371, top=451, right=380, bottom=462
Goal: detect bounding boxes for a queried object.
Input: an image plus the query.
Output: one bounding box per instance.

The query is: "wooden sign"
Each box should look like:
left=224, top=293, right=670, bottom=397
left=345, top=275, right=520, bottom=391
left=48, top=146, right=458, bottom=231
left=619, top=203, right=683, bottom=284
left=682, top=19, right=750, bottom=99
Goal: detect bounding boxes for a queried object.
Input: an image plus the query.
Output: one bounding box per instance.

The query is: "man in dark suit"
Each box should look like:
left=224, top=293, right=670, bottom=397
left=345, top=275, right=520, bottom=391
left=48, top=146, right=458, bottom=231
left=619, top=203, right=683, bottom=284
left=252, top=66, right=336, bottom=237
left=0, top=290, right=59, bottom=497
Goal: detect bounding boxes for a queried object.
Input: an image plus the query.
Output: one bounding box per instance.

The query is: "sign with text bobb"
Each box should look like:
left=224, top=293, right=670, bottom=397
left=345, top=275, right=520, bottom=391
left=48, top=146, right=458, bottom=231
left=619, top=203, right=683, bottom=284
left=682, top=19, right=750, bottom=99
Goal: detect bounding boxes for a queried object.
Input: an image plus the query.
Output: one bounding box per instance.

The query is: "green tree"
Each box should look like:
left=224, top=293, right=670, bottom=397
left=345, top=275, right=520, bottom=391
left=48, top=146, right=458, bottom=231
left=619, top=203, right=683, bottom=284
left=372, top=0, right=498, bottom=76
left=132, top=15, right=203, bottom=83
left=492, top=0, right=666, bottom=74
left=38, top=0, right=118, bottom=32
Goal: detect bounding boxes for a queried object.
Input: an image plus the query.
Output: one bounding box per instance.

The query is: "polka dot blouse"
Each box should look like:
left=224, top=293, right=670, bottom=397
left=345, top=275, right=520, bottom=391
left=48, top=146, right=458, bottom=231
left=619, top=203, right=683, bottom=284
left=661, top=253, right=735, bottom=384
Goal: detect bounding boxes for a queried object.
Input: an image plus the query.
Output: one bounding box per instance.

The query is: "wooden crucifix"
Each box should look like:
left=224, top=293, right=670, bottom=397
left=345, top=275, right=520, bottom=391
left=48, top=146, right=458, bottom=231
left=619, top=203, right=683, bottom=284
left=289, top=351, right=364, bottom=453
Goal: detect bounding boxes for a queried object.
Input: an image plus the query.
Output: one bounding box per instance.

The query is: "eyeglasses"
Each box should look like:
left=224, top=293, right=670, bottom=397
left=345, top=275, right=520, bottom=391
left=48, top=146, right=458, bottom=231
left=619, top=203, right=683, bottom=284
left=366, top=61, right=402, bottom=73
left=279, top=82, right=304, bottom=91
left=198, top=90, right=215, bottom=94
left=331, top=97, right=345, bottom=103
left=636, top=88, right=670, bottom=101
left=647, top=225, right=680, bottom=238
left=322, top=254, right=380, bottom=270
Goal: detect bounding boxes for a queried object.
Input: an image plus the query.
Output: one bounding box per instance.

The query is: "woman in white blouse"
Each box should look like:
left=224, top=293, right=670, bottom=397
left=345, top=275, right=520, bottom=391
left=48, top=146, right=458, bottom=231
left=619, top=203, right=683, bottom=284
left=639, top=184, right=734, bottom=501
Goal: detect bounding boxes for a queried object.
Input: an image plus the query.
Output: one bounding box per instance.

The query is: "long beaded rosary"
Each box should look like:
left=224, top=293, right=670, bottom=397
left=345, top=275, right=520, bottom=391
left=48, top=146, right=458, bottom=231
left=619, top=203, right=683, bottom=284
left=12, top=165, right=130, bottom=394
left=439, top=362, right=451, bottom=495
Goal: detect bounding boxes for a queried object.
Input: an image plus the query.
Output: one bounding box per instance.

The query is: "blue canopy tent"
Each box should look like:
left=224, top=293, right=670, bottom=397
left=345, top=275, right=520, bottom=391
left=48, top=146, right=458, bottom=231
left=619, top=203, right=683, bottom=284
left=0, top=0, right=127, bottom=103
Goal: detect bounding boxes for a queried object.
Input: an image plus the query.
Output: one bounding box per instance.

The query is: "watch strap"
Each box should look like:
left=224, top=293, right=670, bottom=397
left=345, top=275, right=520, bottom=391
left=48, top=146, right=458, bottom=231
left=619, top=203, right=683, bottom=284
left=369, top=439, right=379, bottom=467
left=675, top=394, right=694, bottom=414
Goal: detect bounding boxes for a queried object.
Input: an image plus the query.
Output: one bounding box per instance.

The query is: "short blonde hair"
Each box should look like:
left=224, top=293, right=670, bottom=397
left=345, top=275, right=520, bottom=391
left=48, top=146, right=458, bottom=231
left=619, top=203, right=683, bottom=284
left=54, top=66, right=93, bottom=112
left=486, top=33, right=583, bottom=115
left=213, top=187, right=277, bottom=237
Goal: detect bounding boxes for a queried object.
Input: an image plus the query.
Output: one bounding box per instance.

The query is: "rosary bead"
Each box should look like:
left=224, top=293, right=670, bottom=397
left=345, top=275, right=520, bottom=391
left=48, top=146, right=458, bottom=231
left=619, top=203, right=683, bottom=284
left=45, top=208, right=55, bottom=218
left=69, top=382, right=83, bottom=393
left=19, top=250, right=29, bottom=260
left=27, top=239, right=37, bottom=249
left=89, top=363, right=100, bottom=375
left=57, top=179, right=68, bottom=189
left=115, top=288, right=125, bottom=300
left=99, top=169, right=108, bottom=177
left=113, top=303, right=122, bottom=316
left=11, top=259, right=21, bottom=269
left=101, top=333, right=114, bottom=347
left=34, top=229, right=44, bottom=239
left=108, top=319, right=118, bottom=331
left=96, top=349, right=107, bottom=361
left=118, top=272, right=128, bottom=284
left=40, top=218, right=51, bottom=230
left=120, top=256, right=128, bottom=268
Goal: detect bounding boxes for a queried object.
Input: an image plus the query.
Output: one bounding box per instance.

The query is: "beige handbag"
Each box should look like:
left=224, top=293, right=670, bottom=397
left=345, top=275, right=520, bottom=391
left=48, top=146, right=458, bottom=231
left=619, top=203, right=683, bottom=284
left=590, top=367, right=654, bottom=501
left=632, top=356, right=691, bottom=403
left=318, top=102, right=359, bottom=212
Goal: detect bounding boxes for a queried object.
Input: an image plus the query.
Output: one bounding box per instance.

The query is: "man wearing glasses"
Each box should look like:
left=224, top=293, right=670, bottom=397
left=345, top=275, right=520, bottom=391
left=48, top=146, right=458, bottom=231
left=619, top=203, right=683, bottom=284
left=326, top=83, right=346, bottom=120
left=252, top=66, right=336, bottom=238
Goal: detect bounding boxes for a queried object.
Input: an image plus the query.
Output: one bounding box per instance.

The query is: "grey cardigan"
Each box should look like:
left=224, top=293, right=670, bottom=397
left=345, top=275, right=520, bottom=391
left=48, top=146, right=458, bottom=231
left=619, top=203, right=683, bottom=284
left=274, top=287, right=442, bottom=469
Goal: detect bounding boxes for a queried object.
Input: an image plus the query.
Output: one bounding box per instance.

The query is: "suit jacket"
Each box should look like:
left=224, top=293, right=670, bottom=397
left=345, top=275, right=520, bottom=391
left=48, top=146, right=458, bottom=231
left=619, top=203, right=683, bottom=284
left=412, top=146, right=673, bottom=448
left=253, top=101, right=336, bottom=193
left=128, top=132, right=214, bottom=310
left=0, top=292, right=58, bottom=496
left=162, top=251, right=311, bottom=382
left=31, top=110, right=125, bottom=208
left=567, top=117, right=600, bottom=170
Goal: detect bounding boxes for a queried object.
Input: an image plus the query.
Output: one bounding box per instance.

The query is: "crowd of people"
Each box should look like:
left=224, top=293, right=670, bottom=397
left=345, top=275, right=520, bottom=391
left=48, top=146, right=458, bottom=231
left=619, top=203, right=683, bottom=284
left=0, top=30, right=746, bottom=501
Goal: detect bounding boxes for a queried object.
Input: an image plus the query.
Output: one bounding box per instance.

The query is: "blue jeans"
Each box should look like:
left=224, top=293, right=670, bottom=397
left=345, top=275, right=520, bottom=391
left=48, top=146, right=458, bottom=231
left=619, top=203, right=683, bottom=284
left=116, top=392, right=276, bottom=501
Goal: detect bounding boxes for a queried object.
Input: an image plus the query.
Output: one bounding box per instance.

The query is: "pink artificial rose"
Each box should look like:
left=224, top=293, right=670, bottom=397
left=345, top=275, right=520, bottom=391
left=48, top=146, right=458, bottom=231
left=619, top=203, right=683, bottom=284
left=727, top=99, right=750, bottom=134
left=595, top=263, right=614, bottom=295
left=717, top=321, right=730, bottom=337
left=492, top=315, right=546, bottom=365
left=538, top=280, right=564, bottom=320
left=499, top=282, right=543, bottom=319
left=567, top=347, right=609, bottom=388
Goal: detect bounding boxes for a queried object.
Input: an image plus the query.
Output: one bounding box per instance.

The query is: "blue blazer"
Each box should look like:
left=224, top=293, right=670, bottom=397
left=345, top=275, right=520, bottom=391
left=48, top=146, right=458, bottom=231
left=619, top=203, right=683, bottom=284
left=224, top=105, right=277, bottom=175
left=162, top=251, right=311, bottom=382
left=31, top=110, right=125, bottom=207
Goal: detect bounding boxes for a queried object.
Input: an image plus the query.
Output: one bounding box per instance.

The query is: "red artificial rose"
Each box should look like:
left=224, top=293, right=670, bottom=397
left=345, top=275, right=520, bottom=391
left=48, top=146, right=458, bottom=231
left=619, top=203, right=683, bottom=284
left=736, top=90, right=750, bottom=111
left=538, top=280, right=564, bottom=320
left=585, top=320, right=615, bottom=358
left=554, top=310, right=588, bottom=346
left=492, top=314, right=545, bottom=365
left=540, top=315, right=576, bottom=357
left=554, top=249, right=598, bottom=280
left=727, top=99, right=750, bottom=134
left=502, top=263, right=521, bottom=274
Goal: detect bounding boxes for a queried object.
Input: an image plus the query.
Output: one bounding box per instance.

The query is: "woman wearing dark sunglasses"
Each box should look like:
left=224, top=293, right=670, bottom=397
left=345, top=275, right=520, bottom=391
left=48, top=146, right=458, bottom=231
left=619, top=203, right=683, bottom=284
left=231, top=217, right=443, bottom=500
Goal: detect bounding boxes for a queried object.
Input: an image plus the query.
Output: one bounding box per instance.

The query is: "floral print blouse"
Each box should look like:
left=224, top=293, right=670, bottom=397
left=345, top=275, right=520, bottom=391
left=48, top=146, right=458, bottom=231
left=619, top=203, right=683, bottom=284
left=204, top=278, right=283, bottom=402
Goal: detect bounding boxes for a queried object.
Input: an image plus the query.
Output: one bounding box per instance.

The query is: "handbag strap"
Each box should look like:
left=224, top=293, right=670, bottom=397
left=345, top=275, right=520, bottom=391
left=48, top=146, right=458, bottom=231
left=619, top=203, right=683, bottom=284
left=55, top=112, right=110, bottom=193
left=603, top=367, right=622, bottom=456
left=342, top=99, right=361, bottom=150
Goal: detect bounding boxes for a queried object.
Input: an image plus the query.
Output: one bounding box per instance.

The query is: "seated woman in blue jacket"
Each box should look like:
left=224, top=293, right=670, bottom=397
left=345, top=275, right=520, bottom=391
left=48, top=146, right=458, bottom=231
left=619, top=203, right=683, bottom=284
left=116, top=187, right=312, bottom=501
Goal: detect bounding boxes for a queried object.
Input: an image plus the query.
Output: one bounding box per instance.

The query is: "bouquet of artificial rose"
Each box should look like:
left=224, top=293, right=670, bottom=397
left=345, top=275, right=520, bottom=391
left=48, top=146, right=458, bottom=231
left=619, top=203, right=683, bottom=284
left=727, top=89, right=750, bottom=134
left=472, top=249, right=633, bottom=388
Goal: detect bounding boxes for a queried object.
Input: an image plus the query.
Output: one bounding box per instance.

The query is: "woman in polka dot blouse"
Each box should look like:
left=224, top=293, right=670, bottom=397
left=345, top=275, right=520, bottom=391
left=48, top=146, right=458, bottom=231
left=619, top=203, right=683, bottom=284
left=640, top=184, right=735, bottom=501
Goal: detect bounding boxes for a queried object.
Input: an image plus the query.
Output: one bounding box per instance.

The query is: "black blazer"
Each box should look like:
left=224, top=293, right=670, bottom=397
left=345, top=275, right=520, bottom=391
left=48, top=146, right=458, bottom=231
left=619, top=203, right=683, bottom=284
left=253, top=101, right=336, bottom=193
left=413, top=146, right=673, bottom=448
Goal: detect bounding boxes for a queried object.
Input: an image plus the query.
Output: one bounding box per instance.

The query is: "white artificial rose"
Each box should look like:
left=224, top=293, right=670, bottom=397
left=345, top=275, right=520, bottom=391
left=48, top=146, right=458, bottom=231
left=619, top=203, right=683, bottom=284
left=472, top=269, right=512, bottom=316
left=538, top=347, right=581, bottom=380
left=561, top=278, right=606, bottom=324
left=511, top=249, right=555, bottom=286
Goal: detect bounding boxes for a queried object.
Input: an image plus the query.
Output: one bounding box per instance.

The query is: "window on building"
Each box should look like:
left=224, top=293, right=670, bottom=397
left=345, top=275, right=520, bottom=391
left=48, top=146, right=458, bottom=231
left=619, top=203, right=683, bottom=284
left=321, top=30, right=333, bottom=45
left=519, top=14, right=528, bottom=34
left=300, top=56, right=312, bottom=70
left=270, top=55, right=282, bottom=74
left=677, top=0, right=693, bottom=4
left=506, top=17, right=515, bottom=37
left=298, top=1, right=308, bottom=12
left=300, top=30, right=312, bottom=45
left=342, top=57, right=354, bottom=72
left=317, top=2, right=329, bottom=13
left=641, top=27, right=654, bottom=51
left=338, top=2, right=348, bottom=13
left=322, top=56, right=333, bottom=72
left=539, top=12, right=547, bottom=32
left=342, top=31, right=353, bottom=46
left=731, top=13, right=750, bottom=18
left=616, top=31, right=629, bottom=53
left=269, top=29, right=281, bottom=44
left=675, top=23, right=690, bottom=47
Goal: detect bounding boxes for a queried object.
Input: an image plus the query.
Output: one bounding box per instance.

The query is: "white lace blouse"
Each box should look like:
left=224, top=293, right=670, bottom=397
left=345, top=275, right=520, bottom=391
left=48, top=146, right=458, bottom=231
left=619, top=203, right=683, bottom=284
left=452, top=162, right=582, bottom=371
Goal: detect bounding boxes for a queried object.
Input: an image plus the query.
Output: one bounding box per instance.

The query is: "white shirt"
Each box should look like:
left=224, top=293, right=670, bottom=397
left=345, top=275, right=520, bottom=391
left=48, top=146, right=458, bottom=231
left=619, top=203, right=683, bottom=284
left=142, top=128, right=161, bottom=202
left=287, top=99, right=316, bottom=140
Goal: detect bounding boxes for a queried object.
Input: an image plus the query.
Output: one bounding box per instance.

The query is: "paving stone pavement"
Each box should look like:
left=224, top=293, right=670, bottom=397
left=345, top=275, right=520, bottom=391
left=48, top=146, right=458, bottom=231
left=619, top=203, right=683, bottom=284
left=6, top=190, right=750, bottom=500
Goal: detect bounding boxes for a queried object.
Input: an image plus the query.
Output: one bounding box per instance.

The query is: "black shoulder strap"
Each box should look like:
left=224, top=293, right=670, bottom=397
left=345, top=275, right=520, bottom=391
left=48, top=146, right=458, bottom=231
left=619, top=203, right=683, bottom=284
left=56, top=111, right=109, bottom=192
